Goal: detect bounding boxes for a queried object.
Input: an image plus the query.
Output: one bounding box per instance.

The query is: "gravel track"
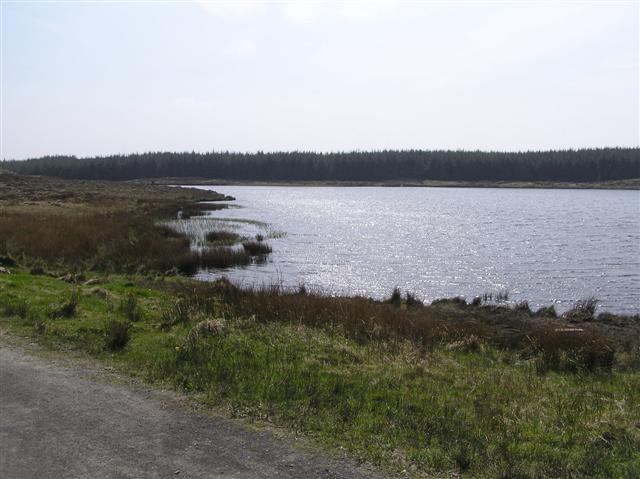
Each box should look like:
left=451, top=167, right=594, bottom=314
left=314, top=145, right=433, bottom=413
left=0, top=340, right=386, bottom=479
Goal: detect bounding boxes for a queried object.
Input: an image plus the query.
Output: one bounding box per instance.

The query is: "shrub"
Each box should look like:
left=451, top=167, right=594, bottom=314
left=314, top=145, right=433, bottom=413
left=104, top=318, right=130, bottom=351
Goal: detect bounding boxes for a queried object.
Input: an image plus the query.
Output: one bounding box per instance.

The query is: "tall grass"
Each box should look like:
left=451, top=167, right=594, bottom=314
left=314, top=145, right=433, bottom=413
left=104, top=318, right=131, bottom=351
left=0, top=205, right=255, bottom=274
left=174, top=247, right=251, bottom=274
left=1, top=270, right=638, bottom=478
left=48, top=290, right=80, bottom=319
left=0, top=210, right=192, bottom=273
left=2, top=298, right=28, bottom=319
left=564, top=296, right=599, bottom=322
left=164, top=218, right=240, bottom=247
left=170, top=280, right=627, bottom=373
left=242, top=240, right=272, bottom=256
left=119, top=293, right=143, bottom=322
left=179, top=202, right=228, bottom=219
left=530, top=327, right=615, bottom=373
left=205, top=230, right=241, bottom=245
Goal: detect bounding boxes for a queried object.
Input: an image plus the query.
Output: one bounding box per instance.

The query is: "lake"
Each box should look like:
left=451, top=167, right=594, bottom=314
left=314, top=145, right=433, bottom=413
left=184, top=186, right=640, bottom=315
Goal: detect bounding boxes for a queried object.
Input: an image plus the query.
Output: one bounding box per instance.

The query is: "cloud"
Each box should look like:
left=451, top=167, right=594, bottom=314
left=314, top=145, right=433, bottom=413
left=221, top=36, right=260, bottom=59
left=280, top=1, right=319, bottom=24
left=198, top=0, right=396, bottom=24
left=172, top=96, right=213, bottom=112
left=197, top=1, right=266, bottom=18
left=336, top=1, right=396, bottom=22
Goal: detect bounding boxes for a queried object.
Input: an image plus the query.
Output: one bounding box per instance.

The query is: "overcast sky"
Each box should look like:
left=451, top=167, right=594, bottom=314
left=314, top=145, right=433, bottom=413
left=1, top=1, right=638, bottom=159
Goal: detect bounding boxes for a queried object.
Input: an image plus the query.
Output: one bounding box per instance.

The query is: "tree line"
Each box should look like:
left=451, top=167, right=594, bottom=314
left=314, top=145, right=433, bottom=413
left=2, top=148, right=638, bottom=182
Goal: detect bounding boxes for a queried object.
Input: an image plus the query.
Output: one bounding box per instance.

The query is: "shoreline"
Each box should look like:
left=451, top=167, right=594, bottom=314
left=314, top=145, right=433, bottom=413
left=140, top=177, right=640, bottom=190
left=1, top=267, right=638, bottom=478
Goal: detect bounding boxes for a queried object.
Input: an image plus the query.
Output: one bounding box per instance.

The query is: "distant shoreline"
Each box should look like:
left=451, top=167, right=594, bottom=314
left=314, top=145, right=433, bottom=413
left=142, top=177, right=640, bottom=190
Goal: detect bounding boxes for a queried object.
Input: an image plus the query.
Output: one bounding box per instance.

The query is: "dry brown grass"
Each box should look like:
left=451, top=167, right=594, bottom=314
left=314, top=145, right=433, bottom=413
left=0, top=169, right=228, bottom=206
left=0, top=170, right=233, bottom=273
left=241, top=240, right=272, bottom=256
left=167, top=278, right=635, bottom=372
left=0, top=209, right=192, bottom=272
left=180, top=202, right=228, bottom=219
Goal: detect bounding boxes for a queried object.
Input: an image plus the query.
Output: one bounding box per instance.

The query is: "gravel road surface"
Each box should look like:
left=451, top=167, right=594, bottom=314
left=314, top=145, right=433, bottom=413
left=0, top=341, right=386, bottom=479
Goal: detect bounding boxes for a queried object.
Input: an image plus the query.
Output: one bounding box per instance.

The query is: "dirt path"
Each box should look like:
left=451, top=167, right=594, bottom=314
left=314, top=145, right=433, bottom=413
left=0, top=339, right=386, bottom=479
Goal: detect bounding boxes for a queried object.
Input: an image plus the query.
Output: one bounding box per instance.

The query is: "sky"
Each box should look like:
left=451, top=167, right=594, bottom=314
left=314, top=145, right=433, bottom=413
left=1, top=0, right=638, bottom=159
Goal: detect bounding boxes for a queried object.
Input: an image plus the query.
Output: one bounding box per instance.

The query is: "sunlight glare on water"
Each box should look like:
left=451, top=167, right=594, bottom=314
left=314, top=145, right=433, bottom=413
left=188, top=186, right=640, bottom=315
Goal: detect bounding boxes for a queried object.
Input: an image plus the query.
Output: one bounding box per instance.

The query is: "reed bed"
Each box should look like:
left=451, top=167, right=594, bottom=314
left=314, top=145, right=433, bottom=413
left=0, top=209, right=191, bottom=273
left=179, top=202, right=229, bottom=219
left=242, top=240, right=273, bottom=256
left=205, top=230, right=241, bottom=245
left=169, top=279, right=635, bottom=373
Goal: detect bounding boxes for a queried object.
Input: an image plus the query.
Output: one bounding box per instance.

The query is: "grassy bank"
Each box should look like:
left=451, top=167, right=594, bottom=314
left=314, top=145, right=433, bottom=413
left=0, top=270, right=638, bottom=478
left=1, top=171, right=639, bottom=477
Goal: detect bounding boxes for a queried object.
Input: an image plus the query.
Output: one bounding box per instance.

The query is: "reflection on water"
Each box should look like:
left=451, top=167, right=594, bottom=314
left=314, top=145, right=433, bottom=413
left=185, top=186, right=640, bottom=315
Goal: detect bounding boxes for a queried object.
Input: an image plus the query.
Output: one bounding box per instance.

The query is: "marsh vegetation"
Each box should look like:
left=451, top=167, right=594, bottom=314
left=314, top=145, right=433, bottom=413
left=1, top=170, right=638, bottom=478
left=0, top=170, right=267, bottom=275
left=1, top=270, right=638, bottom=478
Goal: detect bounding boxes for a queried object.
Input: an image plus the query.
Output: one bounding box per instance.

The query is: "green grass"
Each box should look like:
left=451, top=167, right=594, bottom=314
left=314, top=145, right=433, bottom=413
left=1, top=270, right=638, bottom=478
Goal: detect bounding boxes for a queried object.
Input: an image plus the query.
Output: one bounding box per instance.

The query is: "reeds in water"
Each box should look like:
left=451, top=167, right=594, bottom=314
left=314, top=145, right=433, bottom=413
left=242, top=240, right=272, bottom=256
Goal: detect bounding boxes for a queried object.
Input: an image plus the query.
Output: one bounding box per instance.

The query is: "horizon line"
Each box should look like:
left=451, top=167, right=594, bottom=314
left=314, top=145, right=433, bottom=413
left=3, top=145, right=640, bottom=162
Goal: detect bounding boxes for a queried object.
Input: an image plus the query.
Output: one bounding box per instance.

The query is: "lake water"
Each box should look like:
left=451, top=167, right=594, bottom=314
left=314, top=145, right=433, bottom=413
left=186, top=186, right=640, bottom=315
